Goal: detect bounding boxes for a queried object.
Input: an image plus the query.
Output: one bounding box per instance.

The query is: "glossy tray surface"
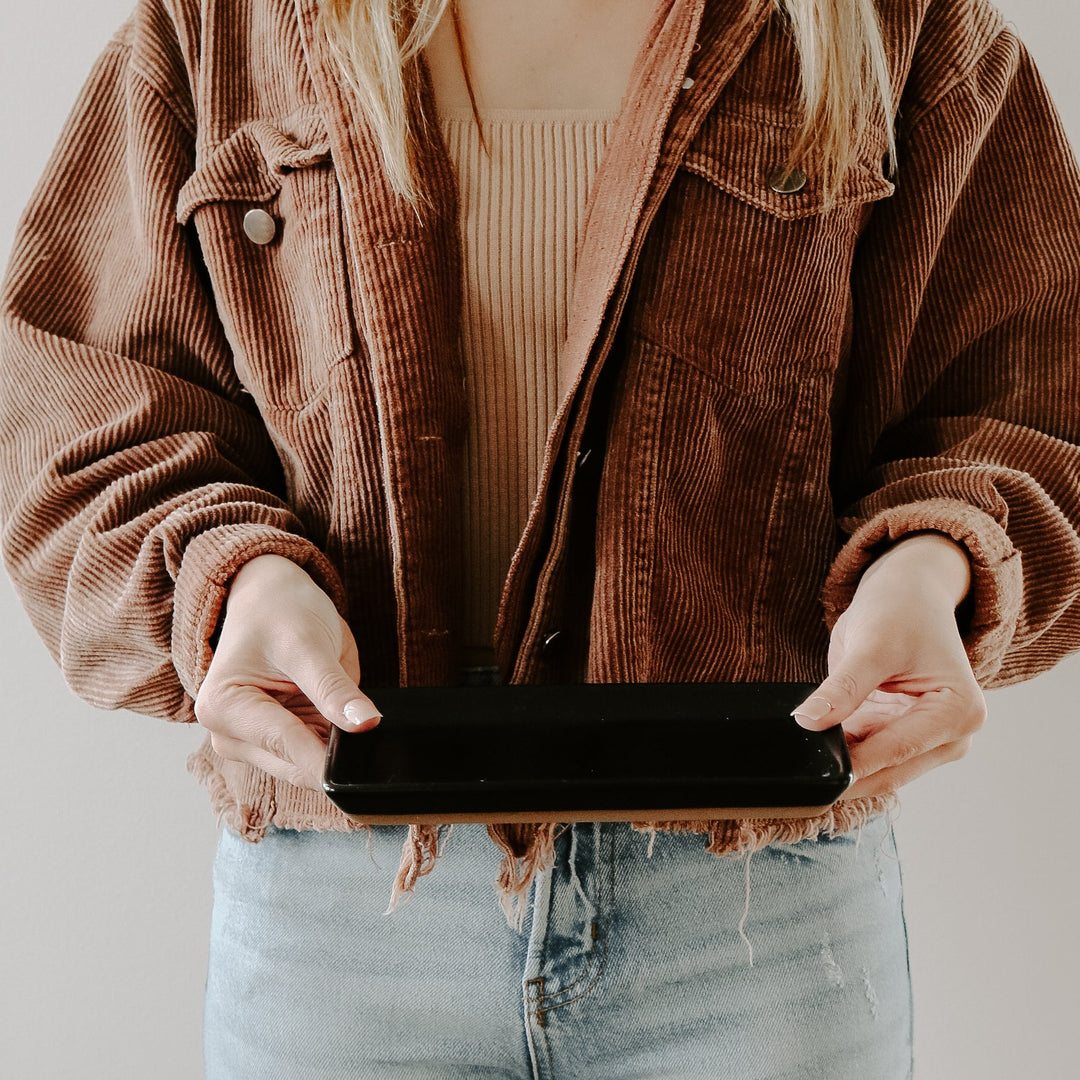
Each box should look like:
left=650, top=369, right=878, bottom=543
left=323, top=681, right=852, bottom=821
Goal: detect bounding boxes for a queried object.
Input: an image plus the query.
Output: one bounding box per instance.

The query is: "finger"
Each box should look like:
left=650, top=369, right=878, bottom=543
left=842, top=686, right=982, bottom=791
left=337, top=615, right=363, bottom=686
left=791, top=660, right=883, bottom=731
left=841, top=735, right=975, bottom=800
left=846, top=698, right=950, bottom=779
left=209, top=699, right=328, bottom=791
left=847, top=685, right=983, bottom=773
left=834, top=690, right=915, bottom=743
left=211, top=730, right=324, bottom=791
left=285, top=633, right=382, bottom=732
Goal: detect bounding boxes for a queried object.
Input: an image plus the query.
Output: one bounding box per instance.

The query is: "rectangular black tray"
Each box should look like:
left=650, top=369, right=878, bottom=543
left=323, top=681, right=852, bottom=823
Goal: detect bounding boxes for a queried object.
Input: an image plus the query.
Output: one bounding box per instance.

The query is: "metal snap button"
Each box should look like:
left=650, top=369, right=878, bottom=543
left=243, top=208, right=277, bottom=245
left=767, top=165, right=807, bottom=194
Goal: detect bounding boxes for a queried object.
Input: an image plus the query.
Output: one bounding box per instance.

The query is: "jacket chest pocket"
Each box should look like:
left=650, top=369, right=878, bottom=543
left=630, top=107, right=895, bottom=396
left=177, top=110, right=353, bottom=409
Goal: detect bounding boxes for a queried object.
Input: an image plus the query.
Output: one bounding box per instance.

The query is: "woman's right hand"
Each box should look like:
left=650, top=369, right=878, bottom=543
left=193, top=554, right=382, bottom=791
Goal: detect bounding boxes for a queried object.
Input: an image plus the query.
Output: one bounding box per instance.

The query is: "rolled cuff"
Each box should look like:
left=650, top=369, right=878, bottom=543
left=821, top=497, right=1023, bottom=685
left=171, top=524, right=348, bottom=707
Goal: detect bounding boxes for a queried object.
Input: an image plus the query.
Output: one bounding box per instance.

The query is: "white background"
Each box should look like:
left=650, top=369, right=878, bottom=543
left=1, top=2, right=1078, bottom=1077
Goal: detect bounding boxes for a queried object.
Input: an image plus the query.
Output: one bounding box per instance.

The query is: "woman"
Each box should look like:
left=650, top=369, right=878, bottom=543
left=2, top=0, right=1077, bottom=1076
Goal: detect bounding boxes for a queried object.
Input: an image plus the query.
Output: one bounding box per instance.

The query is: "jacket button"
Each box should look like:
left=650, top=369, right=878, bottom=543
left=681, top=76, right=695, bottom=90
left=243, top=208, right=277, bottom=245
left=766, top=165, right=807, bottom=194
left=541, top=630, right=563, bottom=652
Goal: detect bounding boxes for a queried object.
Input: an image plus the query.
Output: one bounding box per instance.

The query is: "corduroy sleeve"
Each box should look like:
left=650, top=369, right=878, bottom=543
left=0, top=17, right=346, bottom=722
left=822, top=23, right=1080, bottom=689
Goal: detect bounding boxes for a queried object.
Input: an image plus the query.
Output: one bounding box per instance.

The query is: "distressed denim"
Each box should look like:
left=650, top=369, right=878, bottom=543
left=204, top=812, right=912, bottom=1079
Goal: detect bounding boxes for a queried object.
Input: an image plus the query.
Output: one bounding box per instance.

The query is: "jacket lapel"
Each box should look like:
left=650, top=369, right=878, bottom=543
left=294, top=0, right=465, bottom=685
left=557, top=0, right=774, bottom=406
left=493, top=0, right=775, bottom=675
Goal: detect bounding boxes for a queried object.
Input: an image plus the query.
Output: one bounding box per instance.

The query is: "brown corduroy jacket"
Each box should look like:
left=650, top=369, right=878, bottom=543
left=3, top=0, right=1080, bottom=906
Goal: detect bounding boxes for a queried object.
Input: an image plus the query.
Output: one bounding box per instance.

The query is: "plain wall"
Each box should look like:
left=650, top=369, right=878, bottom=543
left=1, top=2, right=1077, bottom=1077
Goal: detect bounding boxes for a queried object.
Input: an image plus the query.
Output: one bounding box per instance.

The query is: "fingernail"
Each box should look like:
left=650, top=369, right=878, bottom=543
left=344, top=701, right=381, bottom=728
left=791, top=696, right=833, bottom=726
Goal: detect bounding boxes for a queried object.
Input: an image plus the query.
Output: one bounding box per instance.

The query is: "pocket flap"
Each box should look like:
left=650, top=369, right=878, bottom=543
left=680, top=109, right=895, bottom=220
left=177, top=107, right=332, bottom=224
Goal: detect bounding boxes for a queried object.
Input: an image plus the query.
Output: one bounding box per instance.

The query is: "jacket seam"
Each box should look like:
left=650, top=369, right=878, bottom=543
left=112, top=37, right=198, bottom=140
left=97, top=18, right=199, bottom=140
left=903, top=23, right=1012, bottom=137
left=628, top=325, right=829, bottom=395
left=627, top=326, right=737, bottom=389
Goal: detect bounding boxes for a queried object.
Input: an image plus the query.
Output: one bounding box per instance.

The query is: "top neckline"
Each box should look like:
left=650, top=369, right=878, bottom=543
left=436, top=106, right=621, bottom=124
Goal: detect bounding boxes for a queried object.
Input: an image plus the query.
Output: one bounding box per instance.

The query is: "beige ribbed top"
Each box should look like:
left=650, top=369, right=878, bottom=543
left=439, top=107, right=617, bottom=664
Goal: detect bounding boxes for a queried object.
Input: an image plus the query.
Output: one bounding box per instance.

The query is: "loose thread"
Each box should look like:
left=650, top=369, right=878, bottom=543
left=364, top=826, right=381, bottom=870
left=566, top=826, right=596, bottom=920
left=738, top=848, right=754, bottom=967
left=645, top=827, right=657, bottom=859
left=875, top=802, right=904, bottom=865
left=437, top=823, right=455, bottom=857
left=384, top=824, right=442, bottom=915
left=487, top=822, right=561, bottom=930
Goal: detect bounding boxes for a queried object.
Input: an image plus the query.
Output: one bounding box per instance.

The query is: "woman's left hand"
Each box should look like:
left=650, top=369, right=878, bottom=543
left=791, top=533, right=988, bottom=801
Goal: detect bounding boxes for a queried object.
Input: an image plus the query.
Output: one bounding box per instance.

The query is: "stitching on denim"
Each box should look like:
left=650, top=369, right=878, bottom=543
left=535, top=923, right=608, bottom=1012
left=534, top=825, right=614, bottom=1011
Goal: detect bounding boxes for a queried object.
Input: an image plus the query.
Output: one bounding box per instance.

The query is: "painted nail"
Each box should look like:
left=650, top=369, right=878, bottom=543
left=344, top=701, right=382, bottom=728
left=791, top=696, right=833, bottom=725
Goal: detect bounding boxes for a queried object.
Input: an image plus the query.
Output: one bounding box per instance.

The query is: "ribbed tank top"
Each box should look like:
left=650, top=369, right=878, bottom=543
left=438, top=107, right=617, bottom=666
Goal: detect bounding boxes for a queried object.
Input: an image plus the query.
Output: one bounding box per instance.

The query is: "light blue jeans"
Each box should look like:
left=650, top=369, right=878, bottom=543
left=204, top=814, right=913, bottom=1079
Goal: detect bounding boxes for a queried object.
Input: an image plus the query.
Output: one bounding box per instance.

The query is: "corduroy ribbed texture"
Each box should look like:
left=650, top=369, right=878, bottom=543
left=440, top=108, right=616, bottom=659
left=1, top=0, right=1078, bottom=913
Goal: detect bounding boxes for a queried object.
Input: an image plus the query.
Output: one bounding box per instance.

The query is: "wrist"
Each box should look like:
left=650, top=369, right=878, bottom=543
left=856, top=531, right=972, bottom=611
left=226, top=553, right=312, bottom=611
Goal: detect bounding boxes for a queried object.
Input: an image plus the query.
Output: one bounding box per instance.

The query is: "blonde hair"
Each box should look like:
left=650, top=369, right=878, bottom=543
left=316, top=0, right=896, bottom=209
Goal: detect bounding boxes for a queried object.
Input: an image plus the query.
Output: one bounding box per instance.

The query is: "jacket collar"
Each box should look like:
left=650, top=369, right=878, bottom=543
left=293, top=0, right=774, bottom=407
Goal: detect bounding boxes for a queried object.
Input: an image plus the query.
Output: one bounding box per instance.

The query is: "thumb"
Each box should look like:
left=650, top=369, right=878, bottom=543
left=294, top=655, right=382, bottom=733
left=791, top=664, right=881, bottom=731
